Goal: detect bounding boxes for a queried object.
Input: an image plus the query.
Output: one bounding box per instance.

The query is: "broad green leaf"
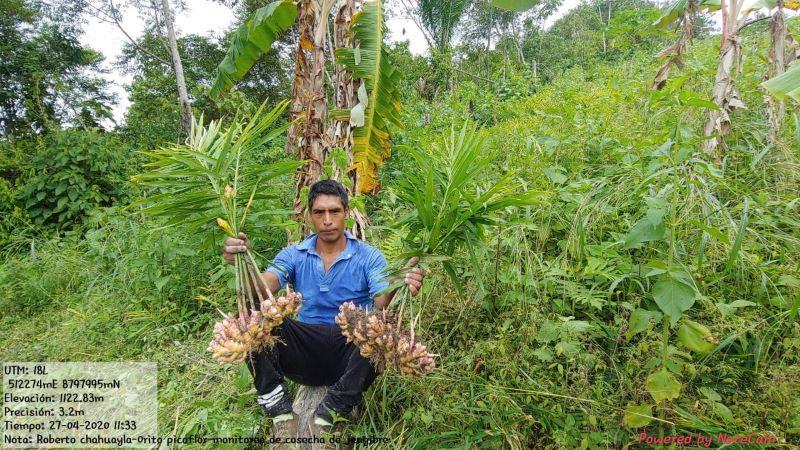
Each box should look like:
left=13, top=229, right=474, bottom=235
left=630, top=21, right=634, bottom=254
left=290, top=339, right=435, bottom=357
left=624, top=404, right=654, bottom=428
left=713, top=402, right=734, bottom=423
left=335, top=0, right=403, bottom=194
left=700, top=0, right=721, bottom=10
left=729, top=300, right=756, bottom=308
left=533, top=347, right=553, bottom=362
left=653, top=0, right=688, bottom=27
left=357, top=82, right=369, bottom=106
left=742, top=0, right=776, bottom=15
left=210, top=1, right=297, bottom=97
left=646, top=368, right=682, bottom=403
left=626, top=308, right=663, bottom=340
left=555, top=340, right=580, bottom=357
left=622, top=218, right=666, bottom=249
left=654, top=0, right=720, bottom=28
left=716, top=299, right=756, bottom=317
left=536, top=321, right=560, bottom=343
left=778, top=275, right=800, bottom=288
left=155, top=276, right=171, bottom=291
left=644, top=197, right=666, bottom=225
left=544, top=166, right=567, bottom=184
left=698, top=387, right=721, bottom=401
left=763, top=59, right=800, bottom=103
left=690, top=220, right=729, bottom=244
left=561, top=319, right=592, bottom=334
left=492, top=0, right=540, bottom=11
left=652, top=278, right=696, bottom=325
left=677, top=321, right=715, bottom=353
left=678, top=91, right=720, bottom=110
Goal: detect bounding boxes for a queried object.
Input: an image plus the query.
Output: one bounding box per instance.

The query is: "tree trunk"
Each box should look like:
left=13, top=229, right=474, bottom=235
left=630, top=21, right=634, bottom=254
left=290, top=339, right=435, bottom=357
left=158, top=0, right=192, bottom=137
left=328, top=0, right=370, bottom=240
left=266, top=384, right=359, bottom=449
left=286, top=0, right=333, bottom=242
left=270, top=386, right=328, bottom=450
left=765, top=5, right=787, bottom=142
left=702, top=34, right=744, bottom=163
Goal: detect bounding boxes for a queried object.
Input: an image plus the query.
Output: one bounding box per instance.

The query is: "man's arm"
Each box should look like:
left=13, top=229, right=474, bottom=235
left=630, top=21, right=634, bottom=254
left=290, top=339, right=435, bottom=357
left=373, top=256, right=425, bottom=309
left=249, top=269, right=282, bottom=299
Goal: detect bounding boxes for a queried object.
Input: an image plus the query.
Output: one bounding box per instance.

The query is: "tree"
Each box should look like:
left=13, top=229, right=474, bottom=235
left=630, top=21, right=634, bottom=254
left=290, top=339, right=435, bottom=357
left=398, top=0, right=471, bottom=53
left=0, top=0, right=113, bottom=138
left=89, top=0, right=195, bottom=138
left=512, top=0, right=659, bottom=81
left=210, top=0, right=402, bottom=240
left=158, top=0, right=194, bottom=135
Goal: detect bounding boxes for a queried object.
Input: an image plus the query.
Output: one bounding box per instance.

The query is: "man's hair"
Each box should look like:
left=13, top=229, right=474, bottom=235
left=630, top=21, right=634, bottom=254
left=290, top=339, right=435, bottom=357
left=308, top=179, right=349, bottom=209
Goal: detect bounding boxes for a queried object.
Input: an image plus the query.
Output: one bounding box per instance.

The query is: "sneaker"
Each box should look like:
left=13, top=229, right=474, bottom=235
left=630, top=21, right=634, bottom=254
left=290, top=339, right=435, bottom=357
left=256, top=383, right=293, bottom=422
left=313, top=401, right=350, bottom=429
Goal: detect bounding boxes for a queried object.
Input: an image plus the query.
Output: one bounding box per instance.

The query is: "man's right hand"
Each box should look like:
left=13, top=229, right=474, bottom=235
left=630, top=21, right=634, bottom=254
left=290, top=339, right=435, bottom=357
left=222, top=232, right=250, bottom=266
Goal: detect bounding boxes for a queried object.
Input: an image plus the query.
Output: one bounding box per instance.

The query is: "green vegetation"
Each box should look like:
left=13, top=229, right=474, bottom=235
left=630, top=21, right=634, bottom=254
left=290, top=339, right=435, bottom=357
left=1, top=0, right=799, bottom=448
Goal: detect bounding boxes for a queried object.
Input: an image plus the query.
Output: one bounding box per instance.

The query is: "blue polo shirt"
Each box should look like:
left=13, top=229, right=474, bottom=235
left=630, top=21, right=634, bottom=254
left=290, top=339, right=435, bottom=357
left=265, top=230, right=390, bottom=325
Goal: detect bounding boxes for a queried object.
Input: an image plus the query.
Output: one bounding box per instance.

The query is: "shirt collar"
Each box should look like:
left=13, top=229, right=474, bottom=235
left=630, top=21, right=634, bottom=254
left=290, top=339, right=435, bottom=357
left=297, top=230, right=357, bottom=255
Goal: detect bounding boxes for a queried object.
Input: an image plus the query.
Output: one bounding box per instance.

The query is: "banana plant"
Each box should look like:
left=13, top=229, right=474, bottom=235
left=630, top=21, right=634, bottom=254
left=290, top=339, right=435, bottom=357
left=651, top=0, right=720, bottom=90
left=652, top=0, right=799, bottom=162
left=333, top=0, right=402, bottom=195
left=762, top=1, right=800, bottom=101
left=758, top=0, right=800, bottom=141
left=764, top=59, right=800, bottom=102
left=210, top=0, right=402, bottom=240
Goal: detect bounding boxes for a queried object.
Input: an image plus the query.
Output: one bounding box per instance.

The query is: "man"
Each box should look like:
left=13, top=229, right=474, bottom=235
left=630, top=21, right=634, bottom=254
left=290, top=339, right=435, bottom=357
left=221, top=180, right=424, bottom=428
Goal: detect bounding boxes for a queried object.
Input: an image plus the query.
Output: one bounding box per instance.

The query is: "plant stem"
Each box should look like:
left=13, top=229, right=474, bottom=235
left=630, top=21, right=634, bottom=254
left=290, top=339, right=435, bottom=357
left=233, top=252, right=244, bottom=319
left=244, top=257, right=267, bottom=309
left=247, top=251, right=276, bottom=302
left=238, top=253, right=256, bottom=312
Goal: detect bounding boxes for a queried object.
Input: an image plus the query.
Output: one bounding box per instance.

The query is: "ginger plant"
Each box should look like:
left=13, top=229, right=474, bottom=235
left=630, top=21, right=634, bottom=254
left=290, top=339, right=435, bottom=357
left=387, top=121, right=544, bottom=309
left=132, top=101, right=304, bottom=363
left=337, top=122, right=543, bottom=375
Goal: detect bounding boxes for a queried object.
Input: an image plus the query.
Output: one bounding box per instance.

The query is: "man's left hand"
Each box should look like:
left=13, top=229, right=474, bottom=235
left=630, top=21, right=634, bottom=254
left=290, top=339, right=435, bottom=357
left=404, top=256, right=425, bottom=296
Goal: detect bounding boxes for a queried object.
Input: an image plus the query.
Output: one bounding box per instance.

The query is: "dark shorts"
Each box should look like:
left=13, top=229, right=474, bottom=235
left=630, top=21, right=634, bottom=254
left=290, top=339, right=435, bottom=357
left=246, top=318, right=379, bottom=411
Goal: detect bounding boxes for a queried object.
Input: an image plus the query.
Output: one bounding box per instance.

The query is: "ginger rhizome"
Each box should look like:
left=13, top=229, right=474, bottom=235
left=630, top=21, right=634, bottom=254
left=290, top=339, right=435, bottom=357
left=207, top=285, right=302, bottom=364
left=336, top=301, right=435, bottom=377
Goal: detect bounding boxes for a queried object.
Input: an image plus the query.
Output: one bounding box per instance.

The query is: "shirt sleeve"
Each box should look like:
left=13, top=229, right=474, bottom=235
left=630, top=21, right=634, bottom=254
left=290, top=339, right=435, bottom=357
left=266, top=246, right=295, bottom=290
left=366, top=248, right=390, bottom=298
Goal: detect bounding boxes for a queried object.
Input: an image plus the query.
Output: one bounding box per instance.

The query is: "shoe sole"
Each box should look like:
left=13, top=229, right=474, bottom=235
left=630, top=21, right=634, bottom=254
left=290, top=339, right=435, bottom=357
left=313, top=416, right=333, bottom=427
left=272, top=413, right=294, bottom=423
left=271, top=412, right=299, bottom=442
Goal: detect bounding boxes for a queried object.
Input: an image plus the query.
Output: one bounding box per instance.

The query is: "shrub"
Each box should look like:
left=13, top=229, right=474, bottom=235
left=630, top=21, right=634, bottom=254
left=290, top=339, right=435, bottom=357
left=15, top=130, right=133, bottom=231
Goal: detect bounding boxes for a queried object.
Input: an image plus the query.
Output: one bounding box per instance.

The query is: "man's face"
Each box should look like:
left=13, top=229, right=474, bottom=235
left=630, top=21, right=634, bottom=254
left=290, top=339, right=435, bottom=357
left=309, top=194, right=348, bottom=243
